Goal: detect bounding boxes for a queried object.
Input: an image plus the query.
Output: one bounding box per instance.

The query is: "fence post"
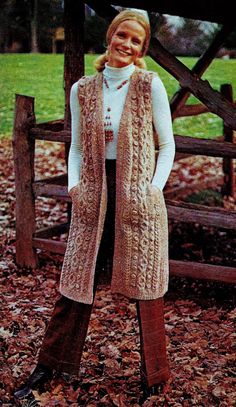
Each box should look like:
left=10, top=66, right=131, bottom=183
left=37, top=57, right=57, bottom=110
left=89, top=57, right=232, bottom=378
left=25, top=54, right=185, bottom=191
left=63, top=0, right=85, bottom=219
left=12, top=94, right=38, bottom=267
left=221, top=84, right=235, bottom=197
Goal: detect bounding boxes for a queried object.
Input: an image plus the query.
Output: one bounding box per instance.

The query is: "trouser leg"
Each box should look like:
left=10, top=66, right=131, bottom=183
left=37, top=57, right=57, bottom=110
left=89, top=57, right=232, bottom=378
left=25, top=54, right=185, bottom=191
left=37, top=233, right=106, bottom=376
left=37, top=288, right=97, bottom=376
left=136, top=297, right=170, bottom=387
left=37, top=160, right=116, bottom=376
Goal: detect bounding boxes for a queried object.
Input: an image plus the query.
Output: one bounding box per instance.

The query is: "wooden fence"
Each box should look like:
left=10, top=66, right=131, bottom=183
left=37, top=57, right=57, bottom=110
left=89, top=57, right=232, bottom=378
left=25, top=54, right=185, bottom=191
left=12, top=85, right=236, bottom=284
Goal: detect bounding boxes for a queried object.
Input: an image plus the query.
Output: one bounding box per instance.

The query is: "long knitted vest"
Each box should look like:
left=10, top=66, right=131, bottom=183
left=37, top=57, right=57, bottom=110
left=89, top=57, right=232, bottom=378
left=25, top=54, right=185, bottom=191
left=59, top=68, right=169, bottom=304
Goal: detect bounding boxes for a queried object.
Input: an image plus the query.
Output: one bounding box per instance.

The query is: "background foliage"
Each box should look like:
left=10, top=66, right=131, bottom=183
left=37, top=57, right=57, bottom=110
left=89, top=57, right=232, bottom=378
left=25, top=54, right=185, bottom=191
left=0, top=1, right=235, bottom=54
left=0, top=0, right=63, bottom=53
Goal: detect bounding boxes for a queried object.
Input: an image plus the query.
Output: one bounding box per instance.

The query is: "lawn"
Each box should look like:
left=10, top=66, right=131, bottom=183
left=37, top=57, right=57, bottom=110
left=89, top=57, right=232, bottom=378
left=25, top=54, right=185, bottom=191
left=0, top=53, right=235, bottom=138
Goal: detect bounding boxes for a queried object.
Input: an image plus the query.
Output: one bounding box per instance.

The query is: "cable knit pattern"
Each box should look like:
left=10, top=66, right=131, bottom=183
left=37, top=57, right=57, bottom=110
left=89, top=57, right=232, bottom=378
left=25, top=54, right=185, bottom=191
left=59, top=68, right=169, bottom=304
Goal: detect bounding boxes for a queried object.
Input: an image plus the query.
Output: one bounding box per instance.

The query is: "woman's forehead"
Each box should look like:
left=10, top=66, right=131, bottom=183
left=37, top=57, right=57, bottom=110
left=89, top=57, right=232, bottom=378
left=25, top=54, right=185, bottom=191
left=114, top=20, right=146, bottom=37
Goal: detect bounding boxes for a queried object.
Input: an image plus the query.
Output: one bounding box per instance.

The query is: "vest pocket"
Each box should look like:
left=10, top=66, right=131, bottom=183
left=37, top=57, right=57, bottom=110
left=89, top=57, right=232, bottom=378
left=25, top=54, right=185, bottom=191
left=147, top=182, right=162, bottom=203
left=148, top=185, right=168, bottom=225
left=146, top=184, right=167, bottom=221
left=122, top=185, right=165, bottom=226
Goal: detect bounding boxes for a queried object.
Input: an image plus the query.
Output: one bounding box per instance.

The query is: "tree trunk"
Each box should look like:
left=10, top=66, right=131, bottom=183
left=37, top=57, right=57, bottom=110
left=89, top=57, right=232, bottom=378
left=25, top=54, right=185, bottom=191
left=31, top=0, right=39, bottom=53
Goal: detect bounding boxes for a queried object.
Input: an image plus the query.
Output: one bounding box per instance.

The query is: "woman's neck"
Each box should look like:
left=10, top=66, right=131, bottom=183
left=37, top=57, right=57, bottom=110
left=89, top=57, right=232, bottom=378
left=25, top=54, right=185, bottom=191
left=103, top=63, right=135, bottom=79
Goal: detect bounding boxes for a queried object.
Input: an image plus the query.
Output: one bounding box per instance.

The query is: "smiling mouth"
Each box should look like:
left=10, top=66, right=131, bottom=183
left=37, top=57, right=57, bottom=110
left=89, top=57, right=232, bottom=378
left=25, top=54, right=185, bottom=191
left=116, top=49, right=132, bottom=56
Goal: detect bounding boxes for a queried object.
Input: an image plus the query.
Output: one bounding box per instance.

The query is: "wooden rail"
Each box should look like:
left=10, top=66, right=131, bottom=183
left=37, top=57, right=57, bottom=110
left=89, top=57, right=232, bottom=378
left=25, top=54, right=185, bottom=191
left=170, top=24, right=236, bottom=118
left=166, top=200, right=236, bottom=230
left=30, top=126, right=236, bottom=158
left=28, top=243, right=235, bottom=283
left=34, top=222, right=69, bottom=238
left=30, top=127, right=71, bottom=143
left=169, top=260, right=236, bottom=284
left=33, top=174, right=69, bottom=200
left=32, top=238, right=66, bottom=255
left=33, top=179, right=236, bottom=229
left=174, top=135, right=236, bottom=158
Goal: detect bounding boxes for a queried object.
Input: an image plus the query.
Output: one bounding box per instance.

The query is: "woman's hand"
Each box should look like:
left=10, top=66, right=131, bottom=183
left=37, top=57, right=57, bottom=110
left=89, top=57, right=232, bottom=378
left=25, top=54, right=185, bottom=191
left=150, top=184, right=162, bottom=193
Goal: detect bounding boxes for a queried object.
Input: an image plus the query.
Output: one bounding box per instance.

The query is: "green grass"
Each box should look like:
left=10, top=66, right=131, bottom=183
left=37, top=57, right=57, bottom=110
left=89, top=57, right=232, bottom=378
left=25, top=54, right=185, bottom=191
left=0, top=53, right=235, bottom=138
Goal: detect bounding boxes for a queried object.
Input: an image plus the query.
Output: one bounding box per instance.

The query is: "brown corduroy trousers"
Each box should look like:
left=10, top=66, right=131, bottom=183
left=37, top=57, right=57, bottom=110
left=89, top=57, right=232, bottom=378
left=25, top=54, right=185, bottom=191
left=38, top=160, right=170, bottom=387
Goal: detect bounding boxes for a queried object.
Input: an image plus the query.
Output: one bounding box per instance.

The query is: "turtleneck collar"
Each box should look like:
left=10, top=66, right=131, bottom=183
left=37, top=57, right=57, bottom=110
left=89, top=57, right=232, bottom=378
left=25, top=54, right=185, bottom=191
left=103, top=63, right=135, bottom=79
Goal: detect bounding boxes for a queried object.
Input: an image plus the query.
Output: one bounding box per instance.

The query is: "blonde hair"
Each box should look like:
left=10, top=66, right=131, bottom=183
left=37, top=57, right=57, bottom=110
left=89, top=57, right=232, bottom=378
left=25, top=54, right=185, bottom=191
left=94, top=9, right=151, bottom=72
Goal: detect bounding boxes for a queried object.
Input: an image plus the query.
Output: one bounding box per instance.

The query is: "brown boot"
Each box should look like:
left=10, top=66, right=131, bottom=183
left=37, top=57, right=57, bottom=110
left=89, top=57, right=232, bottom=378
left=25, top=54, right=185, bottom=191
left=14, top=363, right=53, bottom=399
left=140, top=380, right=165, bottom=404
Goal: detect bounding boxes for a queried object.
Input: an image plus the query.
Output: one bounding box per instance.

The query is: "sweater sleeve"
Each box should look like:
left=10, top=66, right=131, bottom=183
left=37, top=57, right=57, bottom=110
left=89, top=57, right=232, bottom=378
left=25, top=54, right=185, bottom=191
left=151, top=75, right=175, bottom=191
left=68, top=81, right=83, bottom=193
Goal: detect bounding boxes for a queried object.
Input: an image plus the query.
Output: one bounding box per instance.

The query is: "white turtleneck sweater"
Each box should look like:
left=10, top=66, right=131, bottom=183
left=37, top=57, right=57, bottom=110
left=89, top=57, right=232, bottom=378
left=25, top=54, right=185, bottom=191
left=68, top=63, right=175, bottom=192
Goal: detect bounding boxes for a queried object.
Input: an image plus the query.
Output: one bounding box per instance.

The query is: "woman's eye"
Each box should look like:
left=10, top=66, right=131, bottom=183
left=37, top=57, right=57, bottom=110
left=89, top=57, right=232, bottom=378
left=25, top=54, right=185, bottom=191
left=132, top=38, right=141, bottom=45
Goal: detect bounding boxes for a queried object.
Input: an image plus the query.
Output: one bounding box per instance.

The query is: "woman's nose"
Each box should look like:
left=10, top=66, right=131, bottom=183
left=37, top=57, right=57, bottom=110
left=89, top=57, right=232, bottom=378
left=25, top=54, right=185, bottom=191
left=122, top=38, right=131, bottom=48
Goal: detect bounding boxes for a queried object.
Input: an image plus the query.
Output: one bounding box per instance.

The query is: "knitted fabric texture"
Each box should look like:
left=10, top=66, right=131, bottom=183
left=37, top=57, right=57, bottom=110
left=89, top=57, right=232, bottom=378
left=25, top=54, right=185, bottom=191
left=59, top=68, right=169, bottom=304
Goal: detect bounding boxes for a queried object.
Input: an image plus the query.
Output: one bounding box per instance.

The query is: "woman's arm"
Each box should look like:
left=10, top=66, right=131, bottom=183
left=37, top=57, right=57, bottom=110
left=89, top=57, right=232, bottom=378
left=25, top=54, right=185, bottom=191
left=151, top=75, right=175, bottom=191
left=68, top=81, right=83, bottom=194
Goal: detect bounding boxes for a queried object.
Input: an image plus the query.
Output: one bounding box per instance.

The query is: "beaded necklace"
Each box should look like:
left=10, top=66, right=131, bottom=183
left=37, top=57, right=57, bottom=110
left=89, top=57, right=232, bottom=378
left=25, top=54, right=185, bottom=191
left=103, top=76, right=129, bottom=142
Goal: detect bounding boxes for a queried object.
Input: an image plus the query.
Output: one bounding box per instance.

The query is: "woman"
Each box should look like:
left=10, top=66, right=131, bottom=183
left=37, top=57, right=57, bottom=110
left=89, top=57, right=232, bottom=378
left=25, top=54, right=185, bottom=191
left=14, top=9, right=175, bottom=400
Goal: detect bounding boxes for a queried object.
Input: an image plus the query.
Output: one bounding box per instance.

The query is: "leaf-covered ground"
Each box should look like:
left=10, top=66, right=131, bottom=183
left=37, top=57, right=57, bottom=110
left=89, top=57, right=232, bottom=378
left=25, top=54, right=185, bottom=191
left=1, top=138, right=235, bottom=406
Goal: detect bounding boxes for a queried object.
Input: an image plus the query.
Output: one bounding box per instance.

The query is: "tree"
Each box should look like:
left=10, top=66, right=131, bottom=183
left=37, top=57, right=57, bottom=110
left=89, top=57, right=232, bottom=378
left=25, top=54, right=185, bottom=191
left=30, top=0, right=39, bottom=53
left=0, top=0, right=63, bottom=53
left=155, top=16, right=220, bottom=56
left=36, top=0, right=63, bottom=53
left=0, top=0, right=9, bottom=52
left=153, top=14, right=178, bottom=53
left=0, top=0, right=31, bottom=52
left=84, top=15, right=109, bottom=54
left=174, top=18, right=207, bottom=55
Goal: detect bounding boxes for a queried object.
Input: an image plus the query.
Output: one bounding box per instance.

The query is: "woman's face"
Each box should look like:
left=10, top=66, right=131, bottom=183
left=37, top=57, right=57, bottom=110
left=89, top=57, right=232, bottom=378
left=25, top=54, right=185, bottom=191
left=107, top=20, right=146, bottom=68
